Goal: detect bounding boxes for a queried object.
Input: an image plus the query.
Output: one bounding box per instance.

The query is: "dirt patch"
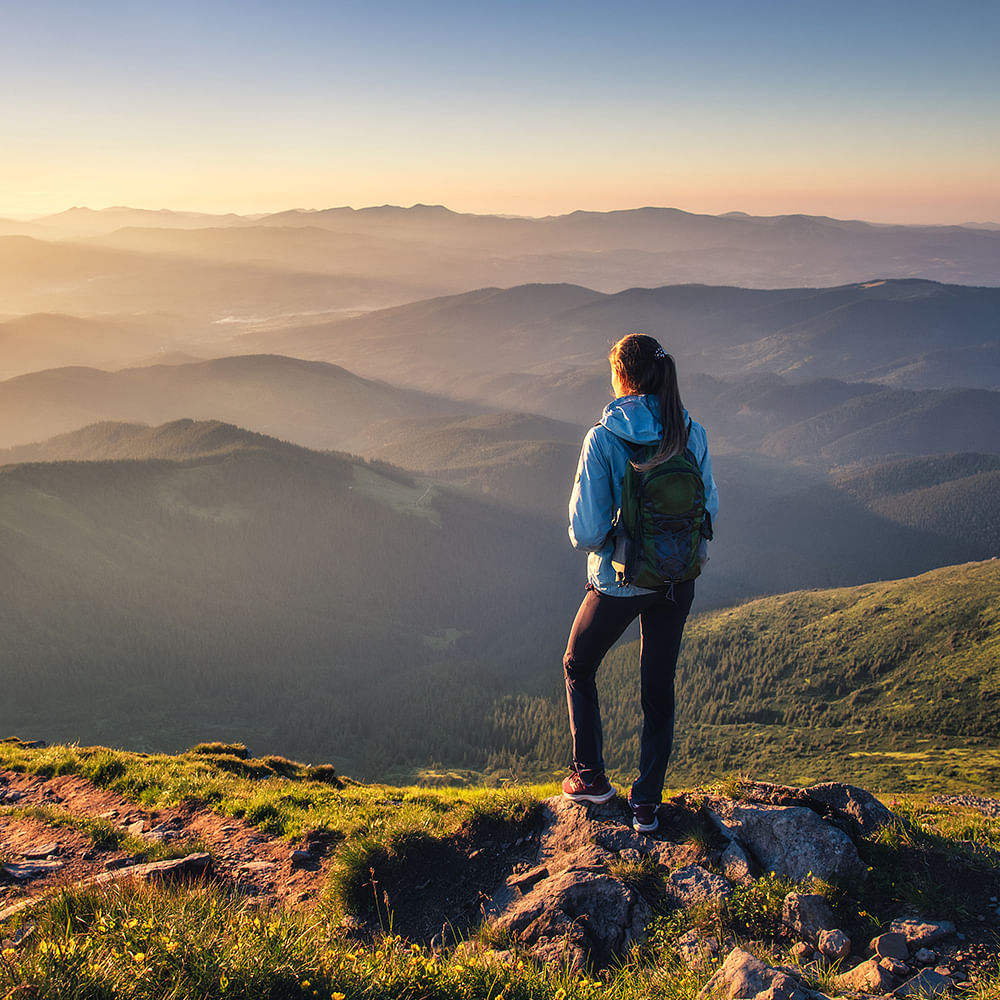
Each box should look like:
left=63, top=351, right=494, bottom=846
left=352, top=812, right=544, bottom=946
left=0, top=769, right=332, bottom=916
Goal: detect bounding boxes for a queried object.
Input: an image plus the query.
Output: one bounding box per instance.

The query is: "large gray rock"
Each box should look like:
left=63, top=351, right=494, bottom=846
left=782, top=892, right=836, bottom=942
left=1, top=860, right=65, bottom=882
left=492, top=847, right=650, bottom=970
left=539, top=797, right=650, bottom=863
left=703, top=799, right=866, bottom=882
left=803, top=782, right=896, bottom=837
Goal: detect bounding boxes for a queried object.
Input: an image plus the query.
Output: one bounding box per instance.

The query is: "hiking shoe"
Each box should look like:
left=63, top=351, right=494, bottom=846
left=628, top=794, right=659, bottom=833
left=561, top=771, right=616, bottom=804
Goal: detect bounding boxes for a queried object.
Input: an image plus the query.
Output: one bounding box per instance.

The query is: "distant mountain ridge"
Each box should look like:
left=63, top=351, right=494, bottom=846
left=0, top=354, right=475, bottom=452
left=244, top=278, right=1000, bottom=398
left=12, top=204, right=1000, bottom=296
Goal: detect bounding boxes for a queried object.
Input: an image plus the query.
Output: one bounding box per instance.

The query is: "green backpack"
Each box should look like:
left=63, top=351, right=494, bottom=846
left=611, top=434, right=712, bottom=591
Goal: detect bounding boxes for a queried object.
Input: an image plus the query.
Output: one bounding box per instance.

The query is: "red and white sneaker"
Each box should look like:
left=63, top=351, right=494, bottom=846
left=561, top=771, right=616, bottom=804
left=628, top=793, right=659, bottom=833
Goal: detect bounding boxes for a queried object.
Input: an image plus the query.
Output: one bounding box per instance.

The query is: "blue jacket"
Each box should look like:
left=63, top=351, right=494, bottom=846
left=568, top=394, right=719, bottom=596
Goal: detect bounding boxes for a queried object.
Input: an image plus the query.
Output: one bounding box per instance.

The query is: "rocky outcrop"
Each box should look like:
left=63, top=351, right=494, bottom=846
left=703, top=798, right=866, bottom=882
left=492, top=844, right=650, bottom=970
left=486, top=781, right=905, bottom=970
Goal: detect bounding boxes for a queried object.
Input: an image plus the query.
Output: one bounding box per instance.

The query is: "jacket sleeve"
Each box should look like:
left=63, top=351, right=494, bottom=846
left=690, top=420, right=719, bottom=525
left=568, top=426, right=615, bottom=552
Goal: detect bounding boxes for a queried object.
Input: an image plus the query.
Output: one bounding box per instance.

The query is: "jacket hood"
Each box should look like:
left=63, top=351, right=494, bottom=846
left=599, top=394, right=674, bottom=445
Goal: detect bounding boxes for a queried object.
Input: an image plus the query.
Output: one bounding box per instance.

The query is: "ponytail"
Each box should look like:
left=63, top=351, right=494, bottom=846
left=609, top=333, right=688, bottom=472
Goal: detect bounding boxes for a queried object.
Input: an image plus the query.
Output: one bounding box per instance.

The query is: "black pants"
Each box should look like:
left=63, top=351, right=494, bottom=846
left=563, top=579, right=694, bottom=804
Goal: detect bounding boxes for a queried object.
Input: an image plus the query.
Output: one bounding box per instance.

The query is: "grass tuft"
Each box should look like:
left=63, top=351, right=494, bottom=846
left=189, top=742, right=250, bottom=759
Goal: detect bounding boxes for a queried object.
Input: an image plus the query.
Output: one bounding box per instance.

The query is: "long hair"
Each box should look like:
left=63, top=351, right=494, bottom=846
left=609, top=333, right=687, bottom=470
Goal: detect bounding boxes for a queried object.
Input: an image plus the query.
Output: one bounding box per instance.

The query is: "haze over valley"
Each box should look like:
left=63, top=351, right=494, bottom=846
left=1, top=203, right=998, bottom=784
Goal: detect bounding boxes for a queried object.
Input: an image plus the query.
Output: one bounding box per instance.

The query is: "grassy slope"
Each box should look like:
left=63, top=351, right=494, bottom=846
left=1, top=741, right=999, bottom=1000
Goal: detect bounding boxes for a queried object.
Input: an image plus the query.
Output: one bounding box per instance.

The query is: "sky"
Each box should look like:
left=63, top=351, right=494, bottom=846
left=2, top=0, right=998, bottom=223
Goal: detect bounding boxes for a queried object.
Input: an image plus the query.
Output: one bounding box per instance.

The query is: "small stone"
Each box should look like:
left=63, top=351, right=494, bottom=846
left=790, top=942, right=814, bottom=962
left=914, top=948, right=937, bottom=964
left=759, top=971, right=812, bottom=1000
left=9, top=923, right=36, bottom=947
left=872, top=931, right=910, bottom=961
left=698, top=948, right=778, bottom=1000
left=104, top=858, right=135, bottom=871
left=289, top=850, right=315, bottom=870
left=880, top=957, right=910, bottom=976
left=237, top=861, right=276, bottom=874
left=125, top=820, right=145, bottom=836
left=934, top=966, right=952, bottom=976
left=721, top=840, right=752, bottom=882
left=818, top=928, right=851, bottom=960
left=506, top=865, right=548, bottom=894
left=21, top=842, right=60, bottom=860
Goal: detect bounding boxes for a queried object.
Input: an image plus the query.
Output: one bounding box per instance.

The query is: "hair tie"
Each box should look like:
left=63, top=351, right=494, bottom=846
left=654, top=347, right=667, bottom=359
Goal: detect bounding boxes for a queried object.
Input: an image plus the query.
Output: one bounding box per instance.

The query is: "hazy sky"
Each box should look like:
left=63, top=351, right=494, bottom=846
left=3, top=0, right=998, bottom=223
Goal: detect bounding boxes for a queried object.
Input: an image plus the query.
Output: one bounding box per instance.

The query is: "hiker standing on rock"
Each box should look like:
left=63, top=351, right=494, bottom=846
left=562, top=333, right=718, bottom=832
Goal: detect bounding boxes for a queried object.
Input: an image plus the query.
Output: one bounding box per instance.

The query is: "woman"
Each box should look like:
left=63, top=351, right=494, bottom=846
left=562, top=333, right=718, bottom=832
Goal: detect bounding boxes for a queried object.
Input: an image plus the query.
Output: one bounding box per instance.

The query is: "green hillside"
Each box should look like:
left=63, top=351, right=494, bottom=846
left=2, top=418, right=998, bottom=788
left=0, top=427, right=580, bottom=773
left=488, top=561, right=1000, bottom=793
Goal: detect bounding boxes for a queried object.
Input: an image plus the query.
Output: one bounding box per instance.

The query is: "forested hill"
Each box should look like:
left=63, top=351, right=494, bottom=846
left=487, top=560, right=1000, bottom=792
left=0, top=428, right=579, bottom=765
left=0, top=419, right=313, bottom=465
